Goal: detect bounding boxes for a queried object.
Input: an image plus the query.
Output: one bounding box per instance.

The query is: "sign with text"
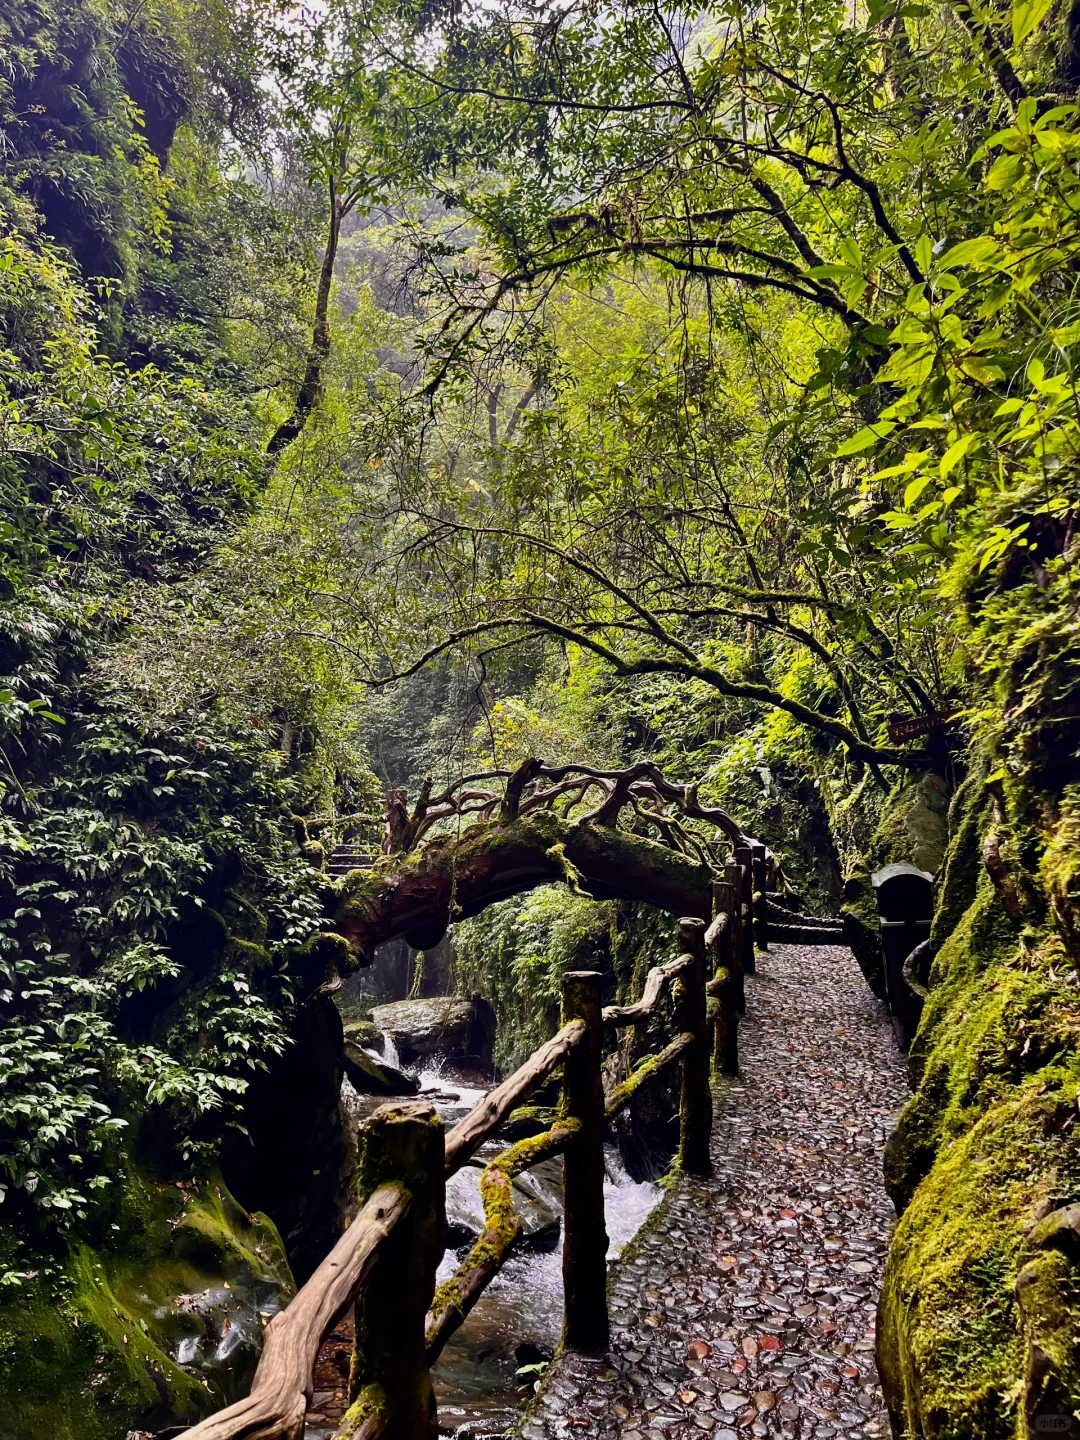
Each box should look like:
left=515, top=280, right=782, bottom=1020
left=888, top=712, right=957, bottom=744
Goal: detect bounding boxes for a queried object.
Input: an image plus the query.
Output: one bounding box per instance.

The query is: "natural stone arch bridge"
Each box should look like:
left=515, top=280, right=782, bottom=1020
left=191, top=759, right=904, bottom=1440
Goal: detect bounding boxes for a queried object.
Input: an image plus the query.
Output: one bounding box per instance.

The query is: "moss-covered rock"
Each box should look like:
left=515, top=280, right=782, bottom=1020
left=0, top=1172, right=293, bottom=1440
left=878, top=1083, right=1080, bottom=1439
left=342, top=1040, right=420, bottom=1096
left=878, top=782, right=1080, bottom=1440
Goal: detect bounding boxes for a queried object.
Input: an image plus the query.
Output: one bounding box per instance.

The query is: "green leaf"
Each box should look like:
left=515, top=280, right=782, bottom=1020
left=835, top=422, right=897, bottom=456
left=959, top=358, right=1005, bottom=385
left=985, top=153, right=1025, bottom=190
left=871, top=450, right=932, bottom=479
left=903, top=475, right=932, bottom=508
left=940, top=434, right=979, bottom=477
left=937, top=236, right=1000, bottom=270
left=1013, top=0, right=1055, bottom=47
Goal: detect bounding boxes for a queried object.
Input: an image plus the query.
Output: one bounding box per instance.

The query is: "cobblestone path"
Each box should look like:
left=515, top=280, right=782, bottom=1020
left=523, top=943, right=909, bottom=1440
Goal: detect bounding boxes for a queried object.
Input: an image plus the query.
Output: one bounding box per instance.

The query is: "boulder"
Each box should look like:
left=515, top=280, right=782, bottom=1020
left=342, top=1040, right=420, bottom=1096
left=370, top=995, right=496, bottom=1065
left=342, top=1017, right=383, bottom=1050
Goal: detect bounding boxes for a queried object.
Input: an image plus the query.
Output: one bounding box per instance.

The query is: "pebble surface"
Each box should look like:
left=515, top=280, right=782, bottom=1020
left=522, top=943, right=909, bottom=1440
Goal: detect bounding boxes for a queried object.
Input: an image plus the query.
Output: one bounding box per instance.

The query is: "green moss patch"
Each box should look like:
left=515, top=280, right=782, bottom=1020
left=0, top=1173, right=293, bottom=1440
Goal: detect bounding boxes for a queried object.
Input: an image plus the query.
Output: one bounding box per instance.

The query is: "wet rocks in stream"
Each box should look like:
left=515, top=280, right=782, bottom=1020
left=342, top=1038, right=420, bottom=1096
left=370, top=995, right=497, bottom=1067
left=524, top=943, right=908, bottom=1440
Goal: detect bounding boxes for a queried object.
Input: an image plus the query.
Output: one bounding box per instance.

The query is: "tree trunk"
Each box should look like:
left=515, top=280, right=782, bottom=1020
left=267, top=180, right=342, bottom=456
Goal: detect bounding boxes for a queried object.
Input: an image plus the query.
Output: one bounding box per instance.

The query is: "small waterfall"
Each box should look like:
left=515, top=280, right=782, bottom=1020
left=380, top=1029, right=401, bottom=1069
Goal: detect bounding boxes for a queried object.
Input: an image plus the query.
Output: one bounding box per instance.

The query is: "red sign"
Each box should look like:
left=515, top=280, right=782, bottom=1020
left=888, top=713, right=956, bottom=744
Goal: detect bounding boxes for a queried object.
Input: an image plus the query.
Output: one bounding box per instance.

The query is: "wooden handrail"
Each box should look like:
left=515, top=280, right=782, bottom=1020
left=703, top=909, right=729, bottom=947
left=604, top=1032, right=694, bottom=1121
left=425, top=1118, right=581, bottom=1364
left=602, top=953, right=692, bottom=1026
left=183, top=856, right=763, bottom=1438
left=179, top=1184, right=409, bottom=1440
left=443, top=1019, right=586, bottom=1175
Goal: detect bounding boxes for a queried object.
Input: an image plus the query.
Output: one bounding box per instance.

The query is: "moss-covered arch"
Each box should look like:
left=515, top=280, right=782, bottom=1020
left=333, top=810, right=715, bottom=964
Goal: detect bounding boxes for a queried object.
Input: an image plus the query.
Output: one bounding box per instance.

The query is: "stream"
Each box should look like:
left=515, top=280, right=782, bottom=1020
left=330, top=1041, right=662, bottom=1438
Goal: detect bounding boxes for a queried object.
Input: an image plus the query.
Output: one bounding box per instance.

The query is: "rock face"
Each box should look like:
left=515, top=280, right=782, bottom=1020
left=222, top=993, right=350, bottom=1281
left=370, top=995, right=496, bottom=1066
left=0, top=1173, right=294, bottom=1440
left=342, top=1040, right=420, bottom=1096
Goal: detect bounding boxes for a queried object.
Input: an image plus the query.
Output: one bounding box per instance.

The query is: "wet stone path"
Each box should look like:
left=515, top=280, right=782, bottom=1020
left=523, top=943, right=909, bottom=1440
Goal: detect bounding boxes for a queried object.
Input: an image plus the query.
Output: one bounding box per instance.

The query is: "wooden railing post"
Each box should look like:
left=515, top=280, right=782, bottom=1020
left=347, top=1101, right=445, bottom=1440
left=676, top=917, right=712, bottom=1176
left=560, top=969, right=609, bottom=1352
left=713, top=876, right=744, bottom=1012
left=735, top=842, right=756, bottom=975
left=711, top=879, right=741, bottom=1076
left=750, top=840, right=769, bottom=952
left=723, top=860, right=746, bottom=1013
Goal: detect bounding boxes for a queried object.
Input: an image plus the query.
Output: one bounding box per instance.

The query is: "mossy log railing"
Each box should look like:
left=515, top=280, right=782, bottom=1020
left=180, top=887, right=756, bottom=1440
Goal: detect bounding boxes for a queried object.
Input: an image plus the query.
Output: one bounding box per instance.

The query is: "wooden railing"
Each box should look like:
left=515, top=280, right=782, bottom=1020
left=179, top=861, right=762, bottom=1440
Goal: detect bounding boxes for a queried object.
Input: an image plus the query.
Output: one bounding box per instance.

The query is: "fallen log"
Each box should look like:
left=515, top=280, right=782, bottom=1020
left=335, top=810, right=712, bottom=961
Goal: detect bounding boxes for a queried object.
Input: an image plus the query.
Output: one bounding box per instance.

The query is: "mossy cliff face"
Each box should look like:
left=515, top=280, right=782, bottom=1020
left=0, top=1171, right=293, bottom=1440
left=877, top=771, right=1080, bottom=1439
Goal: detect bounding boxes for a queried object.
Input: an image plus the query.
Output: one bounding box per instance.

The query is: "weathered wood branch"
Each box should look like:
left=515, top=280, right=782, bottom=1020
left=602, top=953, right=692, bottom=1026
left=443, top=1020, right=585, bottom=1175
left=704, top=910, right=730, bottom=948
left=425, top=1119, right=580, bottom=1364
left=603, top=1032, right=694, bottom=1122
left=763, top=898, right=841, bottom=928
left=178, top=1185, right=409, bottom=1440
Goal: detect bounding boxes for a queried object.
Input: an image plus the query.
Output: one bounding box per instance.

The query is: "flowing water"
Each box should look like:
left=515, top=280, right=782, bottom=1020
left=380, top=1029, right=402, bottom=1071
left=337, top=1047, right=662, bottom=1438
